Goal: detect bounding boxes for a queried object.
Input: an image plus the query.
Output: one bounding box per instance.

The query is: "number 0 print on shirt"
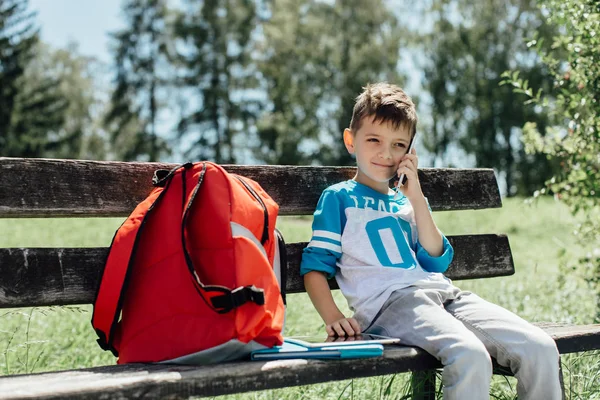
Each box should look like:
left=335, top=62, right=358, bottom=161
left=365, top=216, right=416, bottom=269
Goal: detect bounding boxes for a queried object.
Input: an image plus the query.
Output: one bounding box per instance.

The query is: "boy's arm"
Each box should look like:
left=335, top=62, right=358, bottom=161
left=301, top=189, right=360, bottom=336
left=411, top=196, right=444, bottom=256
left=397, top=148, right=453, bottom=272
left=304, top=271, right=361, bottom=336
left=398, top=148, right=444, bottom=255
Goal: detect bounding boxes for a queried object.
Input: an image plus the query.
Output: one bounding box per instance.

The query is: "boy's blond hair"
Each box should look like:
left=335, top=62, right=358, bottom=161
left=349, top=82, right=417, bottom=137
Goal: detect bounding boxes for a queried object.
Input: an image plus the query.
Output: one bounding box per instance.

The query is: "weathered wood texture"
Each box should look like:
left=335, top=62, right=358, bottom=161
left=0, top=323, right=598, bottom=400
left=0, top=158, right=501, bottom=217
left=0, top=235, right=513, bottom=308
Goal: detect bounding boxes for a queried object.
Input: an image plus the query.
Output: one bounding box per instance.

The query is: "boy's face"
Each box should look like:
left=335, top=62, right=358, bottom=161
left=344, top=116, right=412, bottom=193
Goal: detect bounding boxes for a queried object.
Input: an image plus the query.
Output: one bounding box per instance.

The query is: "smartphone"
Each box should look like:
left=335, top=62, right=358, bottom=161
left=393, top=137, right=415, bottom=199
left=399, top=137, right=415, bottom=186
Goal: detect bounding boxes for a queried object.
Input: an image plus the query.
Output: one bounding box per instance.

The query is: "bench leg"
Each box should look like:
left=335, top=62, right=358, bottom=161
left=559, top=357, right=566, bottom=400
left=411, top=370, right=437, bottom=400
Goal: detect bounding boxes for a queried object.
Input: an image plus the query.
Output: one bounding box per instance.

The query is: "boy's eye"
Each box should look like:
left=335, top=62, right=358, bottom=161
left=394, top=143, right=406, bottom=148
left=367, top=138, right=379, bottom=143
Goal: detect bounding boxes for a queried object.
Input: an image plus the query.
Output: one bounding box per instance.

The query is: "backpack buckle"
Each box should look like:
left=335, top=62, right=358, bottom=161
left=210, top=286, right=265, bottom=313
left=230, top=285, right=265, bottom=308
left=243, top=285, right=265, bottom=306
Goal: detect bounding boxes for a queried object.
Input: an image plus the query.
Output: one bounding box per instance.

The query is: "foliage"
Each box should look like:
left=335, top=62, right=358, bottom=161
left=0, top=0, right=106, bottom=159
left=0, top=0, right=38, bottom=152
left=317, top=0, right=406, bottom=166
left=421, top=0, right=559, bottom=195
left=172, top=0, right=261, bottom=164
left=104, top=0, right=172, bottom=161
left=255, top=0, right=405, bottom=165
left=19, top=42, right=108, bottom=159
left=0, top=0, right=71, bottom=157
left=254, top=0, right=330, bottom=165
left=503, top=0, right=600, bottom=318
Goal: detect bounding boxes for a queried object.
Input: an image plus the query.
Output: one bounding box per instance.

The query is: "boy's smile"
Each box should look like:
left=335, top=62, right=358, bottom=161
left=343, top=117, right=412, bottom=194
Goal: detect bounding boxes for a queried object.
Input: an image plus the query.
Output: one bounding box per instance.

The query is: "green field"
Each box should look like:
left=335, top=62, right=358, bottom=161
left=1, top=196, right=599, bottom=399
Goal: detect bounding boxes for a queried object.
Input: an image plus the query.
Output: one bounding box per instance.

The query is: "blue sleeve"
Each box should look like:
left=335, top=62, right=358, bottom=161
left=416, top=235, right=454, bottom=273
left=300, top=189, right=345, bottom=279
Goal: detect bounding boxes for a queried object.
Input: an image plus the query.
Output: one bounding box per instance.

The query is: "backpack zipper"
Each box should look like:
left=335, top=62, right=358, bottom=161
left=234, top=175, right=269, bottom=244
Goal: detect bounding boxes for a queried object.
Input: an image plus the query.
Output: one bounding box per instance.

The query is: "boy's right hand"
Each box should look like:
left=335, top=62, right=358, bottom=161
left=326, top=317, right=361, bottom=337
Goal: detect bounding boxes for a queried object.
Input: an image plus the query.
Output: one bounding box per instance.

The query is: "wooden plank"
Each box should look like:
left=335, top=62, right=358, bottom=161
left=0, top=158, right=501, bottom=218
left=535, top=322, right=600, bottom=354
left=0, top=235, right=514, bottom=308
left=0, top=346, right=440, bottom=400
left=0, top=323, right=598, bottom=400
left=289, top=234, right=514, bottom=293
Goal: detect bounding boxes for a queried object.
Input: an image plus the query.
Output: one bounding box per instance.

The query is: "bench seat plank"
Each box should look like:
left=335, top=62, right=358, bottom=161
left=0, top=234, right=513, bottom=308
left=0, top=158, right=501, bottom=217
left=0, top=323, right=597, bottom=400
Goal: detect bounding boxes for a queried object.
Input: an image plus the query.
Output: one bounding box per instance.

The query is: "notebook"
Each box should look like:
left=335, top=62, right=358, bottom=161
left=250, top=341, right=384, bottom=360
left=250, top=334, right=399, bottom=361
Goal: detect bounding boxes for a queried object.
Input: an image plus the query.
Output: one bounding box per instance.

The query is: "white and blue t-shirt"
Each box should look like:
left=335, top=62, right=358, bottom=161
left=300, top=180, right=455, bottom=328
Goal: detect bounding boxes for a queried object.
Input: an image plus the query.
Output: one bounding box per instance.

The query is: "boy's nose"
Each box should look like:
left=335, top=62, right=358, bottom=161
left=378, top=150, right=392, bottom=160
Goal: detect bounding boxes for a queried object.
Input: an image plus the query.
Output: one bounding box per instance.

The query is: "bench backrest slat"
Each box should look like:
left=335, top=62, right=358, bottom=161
left=0, top=158, right=501, bottom=217
left=0, top=234, right=513, bottom=308
left=0, top=157, right=512, bottom=310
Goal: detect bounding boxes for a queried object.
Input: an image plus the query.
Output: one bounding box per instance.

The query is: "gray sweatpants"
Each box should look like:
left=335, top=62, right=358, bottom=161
left=363, top=285, right=562, bottom=400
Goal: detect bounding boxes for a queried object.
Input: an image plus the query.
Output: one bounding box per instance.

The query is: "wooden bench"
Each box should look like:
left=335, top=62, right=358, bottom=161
left=0, top=157, right=599, bottom=400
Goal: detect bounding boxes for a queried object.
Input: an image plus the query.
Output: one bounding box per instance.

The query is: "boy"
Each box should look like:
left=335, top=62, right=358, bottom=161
left=300, top=82, right=561, bottom=400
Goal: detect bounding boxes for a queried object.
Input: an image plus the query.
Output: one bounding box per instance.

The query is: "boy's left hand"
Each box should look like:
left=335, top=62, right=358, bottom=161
left=396, top=148, right=422, bottom=200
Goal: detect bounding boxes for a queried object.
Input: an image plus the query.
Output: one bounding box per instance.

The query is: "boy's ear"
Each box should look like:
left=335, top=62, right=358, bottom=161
left=343, top=128, right=355, bottom=155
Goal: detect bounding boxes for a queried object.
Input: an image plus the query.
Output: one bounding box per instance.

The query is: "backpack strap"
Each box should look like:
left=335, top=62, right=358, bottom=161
left=91, top=162, right=193, bottom=356
left=181, top=163, right=266, bottom=314
left=274, top=228, right=287, bottom=306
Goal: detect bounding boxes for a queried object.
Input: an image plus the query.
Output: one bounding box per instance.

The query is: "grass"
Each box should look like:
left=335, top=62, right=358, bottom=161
left=0, top=196, right=599, bottom=399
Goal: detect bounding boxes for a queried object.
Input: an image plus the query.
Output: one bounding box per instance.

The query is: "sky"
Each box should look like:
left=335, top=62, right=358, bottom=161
left=29, top=0, right=124, bottom=64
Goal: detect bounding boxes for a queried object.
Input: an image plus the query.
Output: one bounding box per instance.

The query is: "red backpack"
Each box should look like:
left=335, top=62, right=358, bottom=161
left=92, top=162, right=286, bottom=364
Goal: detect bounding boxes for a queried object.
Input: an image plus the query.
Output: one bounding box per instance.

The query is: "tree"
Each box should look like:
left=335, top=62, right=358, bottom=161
left=104, top=0, right=172, bottom=161
left=507, top=0, right=600, bottom=317
left=256, top=0, right=405, bottom=165
left=12, top=42, right=108, bottom=159
left=254, top=0, right=333, bottom=165
left=0, top=0, right=69, bottom=157
left=320, top=0, right=405, bottom=166
left=0, top=0, right=36, bottom=152
left=421, top=0, right=558, bottom=195
left=173, top=0, right=260, bottom=164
